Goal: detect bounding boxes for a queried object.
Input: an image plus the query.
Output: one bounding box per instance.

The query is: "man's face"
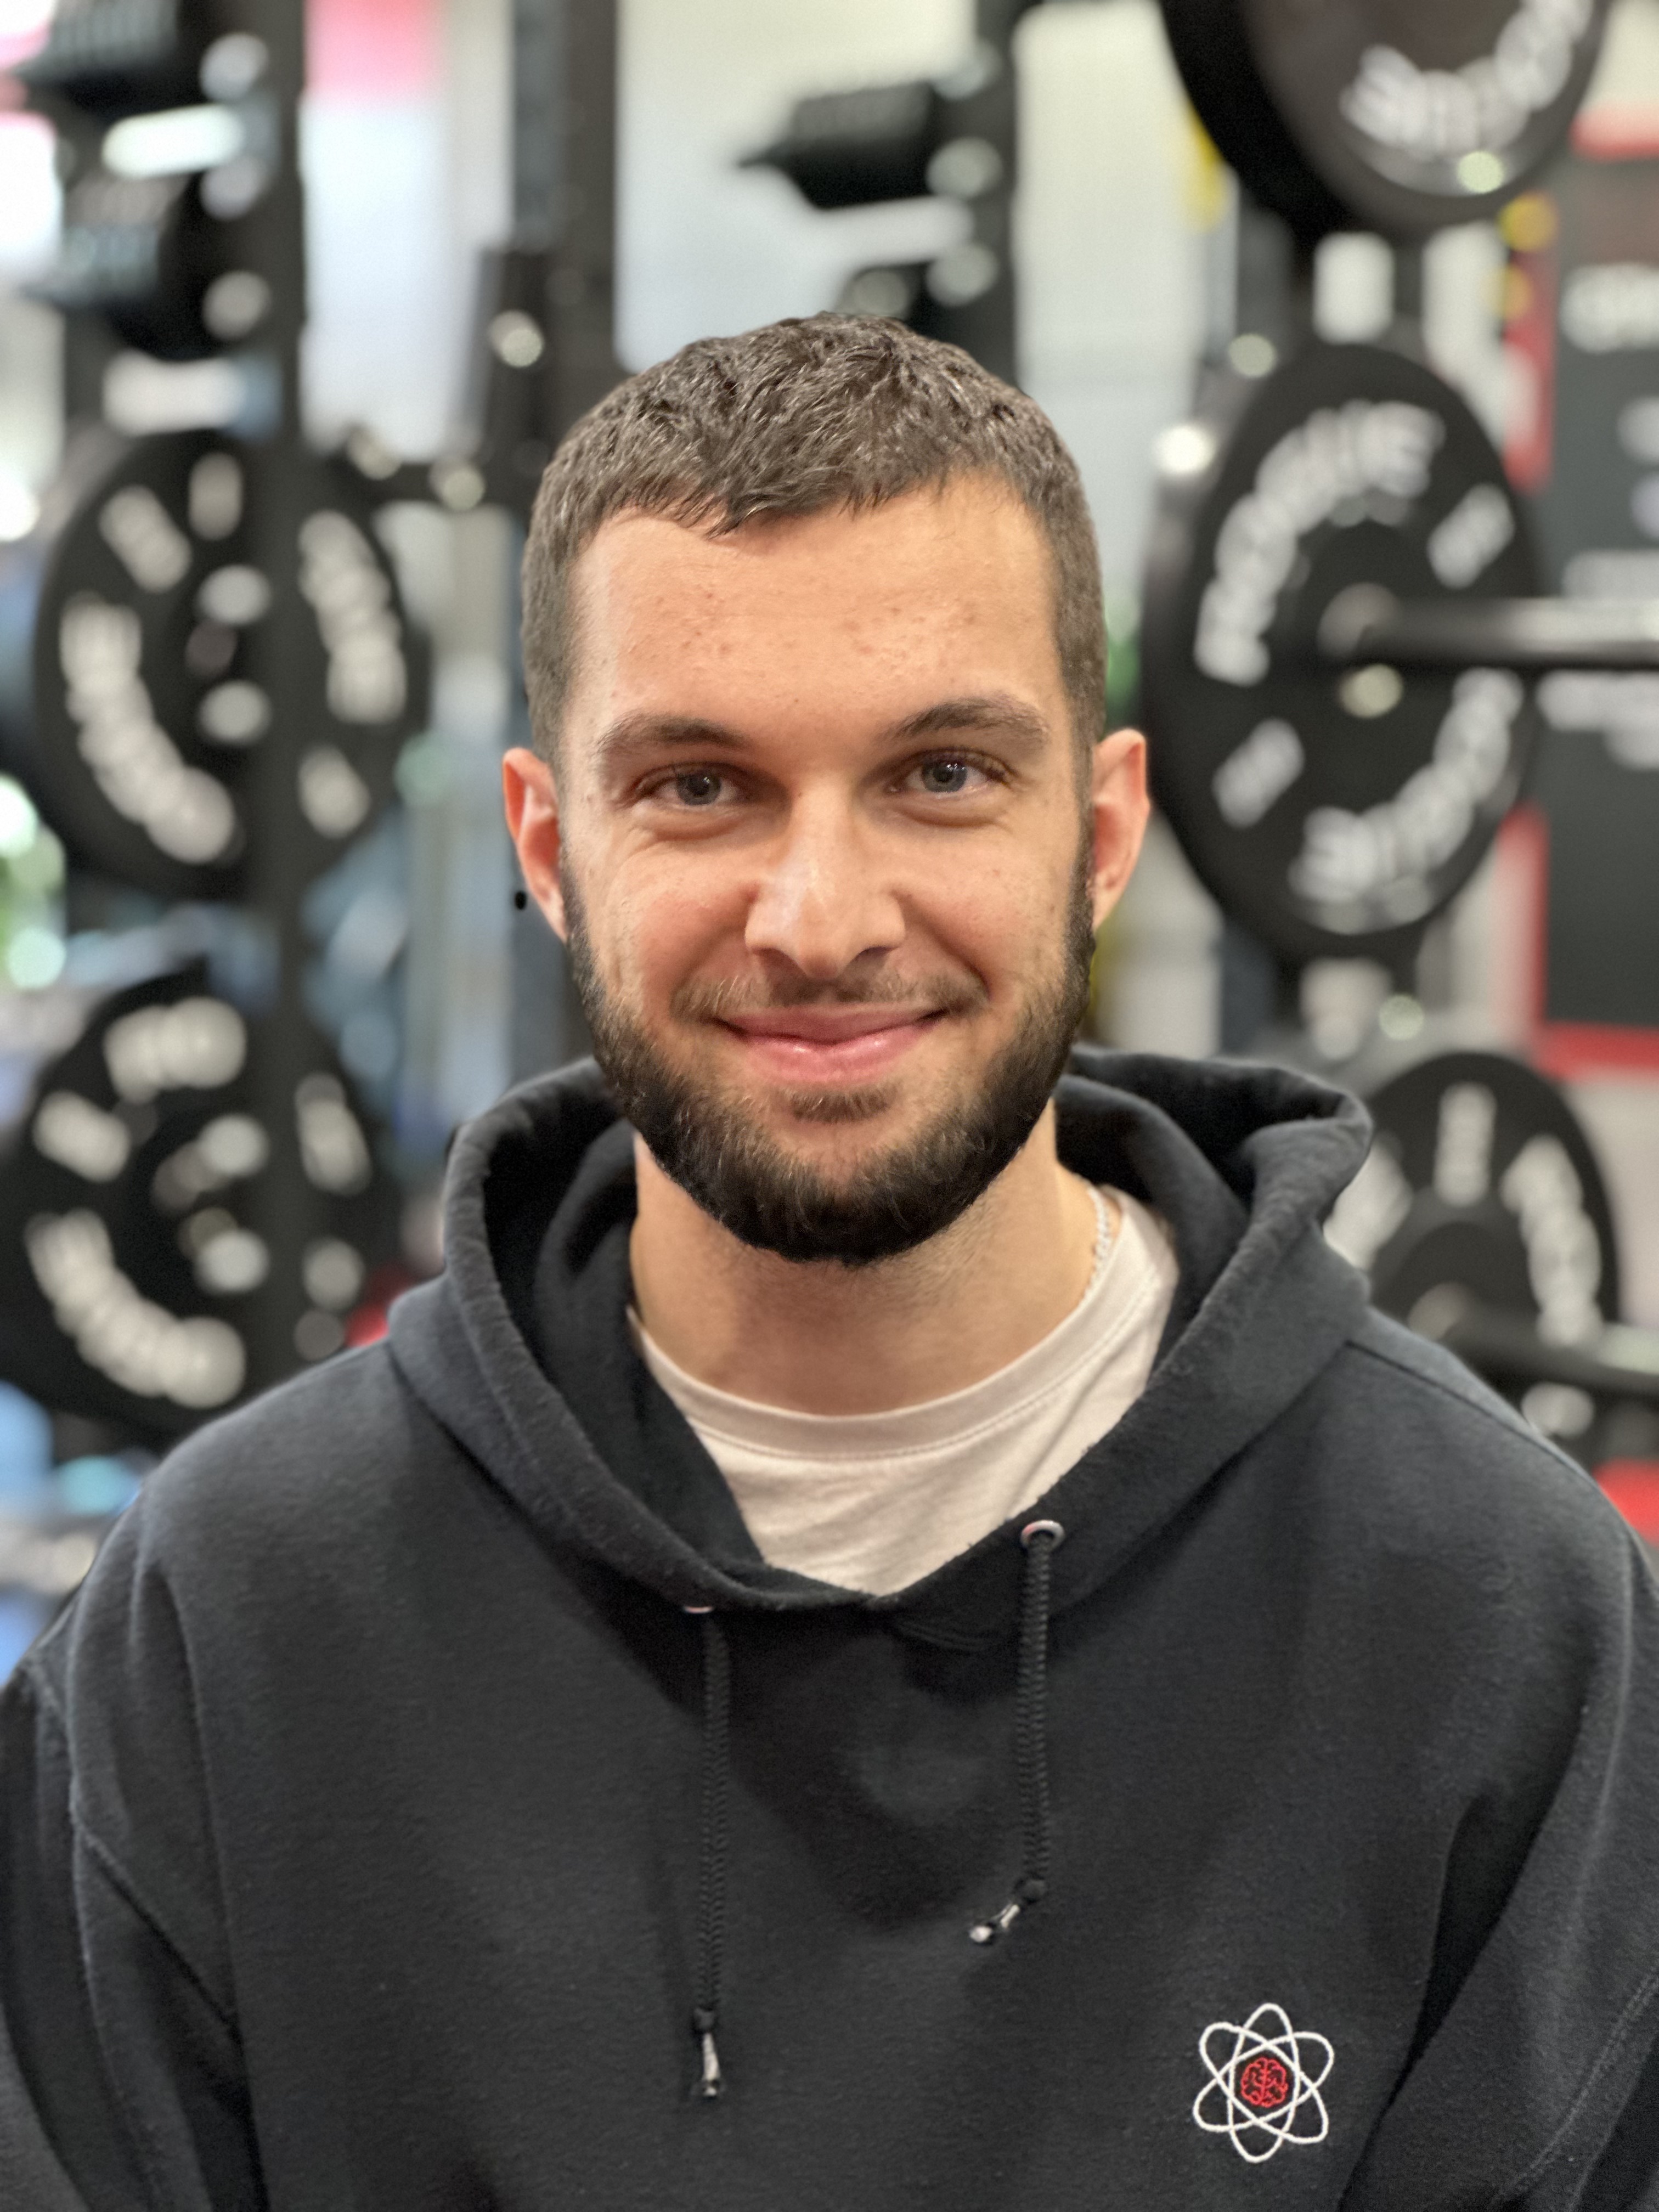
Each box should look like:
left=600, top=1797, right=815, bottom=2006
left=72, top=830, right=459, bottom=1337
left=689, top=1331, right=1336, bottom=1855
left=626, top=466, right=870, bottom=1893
left=504, top=476, right=1148, bottom=1263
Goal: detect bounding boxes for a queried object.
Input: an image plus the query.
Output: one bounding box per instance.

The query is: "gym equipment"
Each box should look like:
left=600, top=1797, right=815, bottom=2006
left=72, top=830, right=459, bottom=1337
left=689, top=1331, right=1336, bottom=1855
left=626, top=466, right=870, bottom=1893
left=1504, top=157, right=1659, bottom=1046
left=0, top=0, right=433, bottom=1453
left=25, top=18, right=292, bottom=366
left=1141, top=337, right=1659, bottom=969
left=1327, top=1051, right=1659, bottom=1464
left=18, top=0, right=233, bottom=109
left=1160, top=0, right=1613, bottom=243
left=1141, top=341, right=1543, bottom=968
left=0, top=426, right=422, bottom=901
left=1140, top=2, right=1659, bottom=1491
left=19, top=1, right=306, bottom=436
left=0, top=959, right=399, bottom=1444
left=455, top=0, right=626, bottom=524
left=746, top=82, right=947, bottom=211
left=742, top=3, right=1029, bottom=384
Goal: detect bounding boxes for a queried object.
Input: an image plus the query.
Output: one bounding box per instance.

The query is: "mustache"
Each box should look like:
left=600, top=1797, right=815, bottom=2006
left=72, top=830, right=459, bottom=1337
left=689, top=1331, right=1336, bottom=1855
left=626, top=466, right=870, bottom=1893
left=671, top=972, right=989, bottom=1022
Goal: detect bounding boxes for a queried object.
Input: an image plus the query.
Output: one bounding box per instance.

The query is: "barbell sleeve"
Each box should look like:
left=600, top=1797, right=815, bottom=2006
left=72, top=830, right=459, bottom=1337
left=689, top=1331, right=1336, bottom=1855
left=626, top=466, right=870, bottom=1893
left=1437, top=1307, right=1659, bottom=1409
left=1317, top=588, right=1659, bottom=673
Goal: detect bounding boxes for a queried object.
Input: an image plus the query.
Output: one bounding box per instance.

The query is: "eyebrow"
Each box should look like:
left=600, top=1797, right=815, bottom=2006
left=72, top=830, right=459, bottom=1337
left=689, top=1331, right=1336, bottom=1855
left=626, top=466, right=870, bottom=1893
left=592, top=693, right=1053, bottom=775
left=886, top=696, right=1051, bottom=754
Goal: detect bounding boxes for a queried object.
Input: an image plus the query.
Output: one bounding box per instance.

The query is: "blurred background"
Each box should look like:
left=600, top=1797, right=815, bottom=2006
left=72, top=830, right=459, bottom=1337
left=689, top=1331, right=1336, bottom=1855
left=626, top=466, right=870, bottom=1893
left=0, top=0, right=1656, bottom=1668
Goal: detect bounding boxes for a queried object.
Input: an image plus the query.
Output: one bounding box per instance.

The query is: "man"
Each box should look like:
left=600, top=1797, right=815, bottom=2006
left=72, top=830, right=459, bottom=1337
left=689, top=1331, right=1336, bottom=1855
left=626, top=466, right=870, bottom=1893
left=3, top=315, right=1658, bottom=2209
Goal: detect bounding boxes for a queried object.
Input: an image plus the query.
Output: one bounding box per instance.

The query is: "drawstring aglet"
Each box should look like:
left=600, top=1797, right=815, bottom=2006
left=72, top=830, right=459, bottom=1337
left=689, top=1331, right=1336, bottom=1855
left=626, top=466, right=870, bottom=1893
left=968, top=1900, right=1022, bottom=1945
left=692, top=2006, right=724, bottom=2099
left=968, top=1875, right=1047, bottom=1946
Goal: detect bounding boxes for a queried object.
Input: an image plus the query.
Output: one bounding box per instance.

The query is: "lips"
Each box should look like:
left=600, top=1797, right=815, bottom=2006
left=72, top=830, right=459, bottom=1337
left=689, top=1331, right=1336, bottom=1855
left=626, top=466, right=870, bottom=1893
left=718, top=1005, right=944, bottom=1083
left=722, top=1006, right=937, bottom=1042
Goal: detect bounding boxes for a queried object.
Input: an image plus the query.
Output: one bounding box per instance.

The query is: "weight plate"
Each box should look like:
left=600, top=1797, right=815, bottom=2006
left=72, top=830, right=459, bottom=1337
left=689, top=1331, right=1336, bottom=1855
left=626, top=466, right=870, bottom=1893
left=1141, top=341, right=1541, bottom=968
left=0, top=961, right=401, bottom=1444
left=0, top=427, right=425, bottom=900
left=1161, top=0, right=1612, bottom=241
left=1327, top=1046, right=1620, bottom=1341
left=38, top=166, right=259, bottom=362
left=18, top=0, right=225, bottom=115
left=1160, top=0, right=1349, bottom=243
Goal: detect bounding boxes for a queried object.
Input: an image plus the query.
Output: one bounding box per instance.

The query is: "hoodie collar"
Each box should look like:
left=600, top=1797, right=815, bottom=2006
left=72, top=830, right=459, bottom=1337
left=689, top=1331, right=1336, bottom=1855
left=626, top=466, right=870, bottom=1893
left=388, top=1048, right=1372, bottom=1645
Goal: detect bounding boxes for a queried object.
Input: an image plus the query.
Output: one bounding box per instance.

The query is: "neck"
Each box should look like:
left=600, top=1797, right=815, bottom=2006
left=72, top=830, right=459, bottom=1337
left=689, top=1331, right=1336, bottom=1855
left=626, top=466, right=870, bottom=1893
left=627, top=1103, right=1100, bottom=1414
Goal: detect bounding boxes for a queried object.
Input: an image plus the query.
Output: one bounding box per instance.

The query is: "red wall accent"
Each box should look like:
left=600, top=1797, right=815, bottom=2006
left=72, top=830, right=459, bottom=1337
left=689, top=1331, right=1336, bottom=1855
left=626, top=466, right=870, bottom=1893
left=1597, top=1462, right=1659, bottom=1541
left=307, top=0, right=438, bottom=99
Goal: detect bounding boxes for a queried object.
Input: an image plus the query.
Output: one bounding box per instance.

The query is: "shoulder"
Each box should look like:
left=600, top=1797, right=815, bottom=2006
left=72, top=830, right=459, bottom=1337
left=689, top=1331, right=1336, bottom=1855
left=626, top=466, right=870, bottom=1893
left=1294, top=1306, right=1646, bottom=1622
left=1336, top=1304, right=1593, bottom=1494
left=142, top=1337, right=442, bottom=1553
left=1345, top=1304, right=1539, bottom=1423
left=45, top=1340, right=475, bottom=1675
left=26, top=1342, right=481, bottom=1821
left=5, top=1352, right=440, bottom=2014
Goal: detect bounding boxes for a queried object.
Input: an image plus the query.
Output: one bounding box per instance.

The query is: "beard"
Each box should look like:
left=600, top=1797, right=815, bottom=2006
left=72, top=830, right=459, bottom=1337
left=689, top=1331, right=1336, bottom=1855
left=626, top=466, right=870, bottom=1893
left=563, top=842, right=1097, bottom=1267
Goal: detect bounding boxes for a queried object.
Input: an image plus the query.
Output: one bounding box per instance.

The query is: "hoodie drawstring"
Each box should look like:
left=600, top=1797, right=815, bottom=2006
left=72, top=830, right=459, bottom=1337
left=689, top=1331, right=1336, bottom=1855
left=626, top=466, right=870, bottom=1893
left=683, top=1515, right=1065, bottom=2099
left=685, top=1606, right=730, bottom=2099
left=969, top=1519, right=1065, bottom=1945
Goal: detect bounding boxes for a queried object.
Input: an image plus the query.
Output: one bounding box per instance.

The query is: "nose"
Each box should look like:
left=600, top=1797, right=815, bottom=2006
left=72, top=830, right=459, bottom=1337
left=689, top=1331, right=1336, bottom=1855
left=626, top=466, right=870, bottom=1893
left=743, top=789, right=905, bottom=979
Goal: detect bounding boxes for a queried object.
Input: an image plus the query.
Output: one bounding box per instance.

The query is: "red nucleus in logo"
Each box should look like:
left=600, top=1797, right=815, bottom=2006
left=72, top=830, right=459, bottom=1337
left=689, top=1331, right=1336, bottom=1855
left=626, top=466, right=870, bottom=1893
left=1195, top=2002, right=1334, bottom=2163
left=1239, top=2053, right=1291, bottom=2112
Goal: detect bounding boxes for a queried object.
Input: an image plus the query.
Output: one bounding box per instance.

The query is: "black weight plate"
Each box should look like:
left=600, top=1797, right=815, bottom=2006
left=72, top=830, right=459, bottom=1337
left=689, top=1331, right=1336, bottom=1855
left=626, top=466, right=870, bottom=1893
left=0, top=427, right=424, bottom=901
left=0, top=962, right=401, bottom=1444
left=1141, top=341, right=1541, bottom=968
left=39, top=171, right=231, bottom=362
left=1325, top=1048, right=1621, bottom=1339
left=1162, top=0, right=1612, bottom=241
left=1248, top=0, right=1613, bottom=239
left=1159, top=0, right=1350, bottom=244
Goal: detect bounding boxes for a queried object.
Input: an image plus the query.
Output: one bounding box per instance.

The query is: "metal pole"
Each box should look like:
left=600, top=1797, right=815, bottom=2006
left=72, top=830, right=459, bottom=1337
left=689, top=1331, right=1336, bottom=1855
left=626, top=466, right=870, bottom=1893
left=506, top=0, right=623, bottom=1080
left=236, top=0, right=334, bottom=1389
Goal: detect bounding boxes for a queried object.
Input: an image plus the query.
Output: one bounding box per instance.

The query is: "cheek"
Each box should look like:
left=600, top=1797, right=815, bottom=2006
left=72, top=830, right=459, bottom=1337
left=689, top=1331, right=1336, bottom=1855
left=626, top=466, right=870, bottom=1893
left=599, top=863, right=745, bottom=1005
left=908, top=839, right=1071, bottom=985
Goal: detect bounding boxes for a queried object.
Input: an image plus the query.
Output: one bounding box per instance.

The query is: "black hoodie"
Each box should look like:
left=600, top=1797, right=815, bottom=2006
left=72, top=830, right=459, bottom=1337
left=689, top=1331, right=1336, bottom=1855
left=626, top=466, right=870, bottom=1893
left=3, top=1048, right=1658, bottom=2210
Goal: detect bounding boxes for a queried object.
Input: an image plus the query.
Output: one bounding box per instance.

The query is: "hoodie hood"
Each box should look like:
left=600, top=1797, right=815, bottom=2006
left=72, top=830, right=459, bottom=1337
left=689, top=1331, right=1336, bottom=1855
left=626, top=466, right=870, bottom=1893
left=389, top=1046, right=1373, bottom=1646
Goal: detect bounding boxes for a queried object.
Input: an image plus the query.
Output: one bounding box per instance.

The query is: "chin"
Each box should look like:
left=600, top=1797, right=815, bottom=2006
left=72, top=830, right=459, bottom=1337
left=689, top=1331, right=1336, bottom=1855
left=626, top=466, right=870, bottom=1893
left=769, top=1081, right=903, bottom=1129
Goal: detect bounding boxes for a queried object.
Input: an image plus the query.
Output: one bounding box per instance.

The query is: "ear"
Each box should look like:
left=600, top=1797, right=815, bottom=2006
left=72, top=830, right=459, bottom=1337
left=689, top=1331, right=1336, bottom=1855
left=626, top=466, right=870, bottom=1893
left=502, top=747, right=568, bottom=939
left=1087, top=727, right=1150, bottom=930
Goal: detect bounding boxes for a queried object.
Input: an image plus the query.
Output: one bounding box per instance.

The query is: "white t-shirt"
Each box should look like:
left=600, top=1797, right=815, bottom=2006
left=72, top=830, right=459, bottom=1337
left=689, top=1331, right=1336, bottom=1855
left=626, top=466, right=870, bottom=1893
left=630, top=1187, right=1179, bottom=1596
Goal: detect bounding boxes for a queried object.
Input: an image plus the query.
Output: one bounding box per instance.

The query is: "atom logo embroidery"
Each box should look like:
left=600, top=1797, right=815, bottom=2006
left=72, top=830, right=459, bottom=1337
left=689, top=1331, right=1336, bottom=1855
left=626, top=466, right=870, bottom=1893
left=1193, top=2002, right=1334, bottom=2164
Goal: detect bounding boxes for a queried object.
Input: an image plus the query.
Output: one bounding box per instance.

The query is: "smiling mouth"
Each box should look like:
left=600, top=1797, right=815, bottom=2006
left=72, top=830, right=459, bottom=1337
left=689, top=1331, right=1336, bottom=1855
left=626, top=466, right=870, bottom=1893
left=716, top=1007, right=947, bottom=1083
left=722, top=1006, right=943, bottom=1042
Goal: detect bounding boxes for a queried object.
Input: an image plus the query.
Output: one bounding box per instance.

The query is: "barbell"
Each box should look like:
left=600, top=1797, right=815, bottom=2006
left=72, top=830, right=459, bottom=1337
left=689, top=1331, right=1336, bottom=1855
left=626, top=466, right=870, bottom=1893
left=1328, top=1048, right=1659, bottom=1469
left=1139, top=337, right=1659, bottom=969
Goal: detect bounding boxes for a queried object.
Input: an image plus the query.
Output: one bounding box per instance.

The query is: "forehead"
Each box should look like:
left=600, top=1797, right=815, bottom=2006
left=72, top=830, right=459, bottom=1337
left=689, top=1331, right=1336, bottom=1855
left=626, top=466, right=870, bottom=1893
left=561, top=478, right=1064, bottom=730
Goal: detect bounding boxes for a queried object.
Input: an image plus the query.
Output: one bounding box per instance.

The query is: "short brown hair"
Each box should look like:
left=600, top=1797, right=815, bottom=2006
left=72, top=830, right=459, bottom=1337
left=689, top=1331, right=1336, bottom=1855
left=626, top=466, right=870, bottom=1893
left=521, top=314, right=1105, bottom=764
